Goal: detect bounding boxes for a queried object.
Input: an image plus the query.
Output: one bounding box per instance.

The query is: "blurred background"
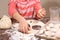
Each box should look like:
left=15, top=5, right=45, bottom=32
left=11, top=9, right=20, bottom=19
left=0, top=0, right=60, bottom=18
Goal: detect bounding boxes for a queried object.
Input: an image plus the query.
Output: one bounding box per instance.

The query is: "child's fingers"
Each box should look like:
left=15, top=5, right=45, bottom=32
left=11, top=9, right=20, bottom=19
left=38, top=8, right=46, bottom=18
left=22, top=26, right=25, bottom=33
left=42, top=8, right=46, bottom=16
left=40, top=12, right=45, bottom=17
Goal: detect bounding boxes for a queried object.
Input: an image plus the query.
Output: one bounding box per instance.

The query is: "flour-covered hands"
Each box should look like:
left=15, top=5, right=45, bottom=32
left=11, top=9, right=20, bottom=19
left=18, top=20, right=30, bottom=33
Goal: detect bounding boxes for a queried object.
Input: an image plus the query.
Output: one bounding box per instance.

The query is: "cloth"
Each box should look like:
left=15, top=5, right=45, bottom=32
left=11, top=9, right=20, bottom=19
left=8, top=0, right=42, bottom=18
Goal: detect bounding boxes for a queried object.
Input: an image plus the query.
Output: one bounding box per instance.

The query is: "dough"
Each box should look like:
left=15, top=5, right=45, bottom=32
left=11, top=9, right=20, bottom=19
left=37, top=22, right=60, bottom=39
left=0, top=15, right=12, bottom=29
left=27, top=20, right=45, bottom=29
left=28, top=29, right=39, bottom=34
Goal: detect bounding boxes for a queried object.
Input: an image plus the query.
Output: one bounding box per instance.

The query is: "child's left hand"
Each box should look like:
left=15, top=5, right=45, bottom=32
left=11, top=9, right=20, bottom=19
left=37, top=8, right=46, bottom=19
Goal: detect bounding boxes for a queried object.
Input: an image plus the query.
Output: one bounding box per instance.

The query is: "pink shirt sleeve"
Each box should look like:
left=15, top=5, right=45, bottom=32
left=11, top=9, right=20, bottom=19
left=8, top=0, right=18, bottom=17
left=34, top=0, right=42, bottom=13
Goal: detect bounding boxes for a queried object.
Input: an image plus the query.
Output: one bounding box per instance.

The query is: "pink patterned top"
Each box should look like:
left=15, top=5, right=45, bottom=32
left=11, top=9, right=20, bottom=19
left=8, top=0, right=42, bottom=18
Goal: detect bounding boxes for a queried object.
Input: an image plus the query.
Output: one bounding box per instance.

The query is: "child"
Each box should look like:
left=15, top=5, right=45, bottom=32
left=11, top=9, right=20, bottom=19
left=8, top=0, right=46, bottom=33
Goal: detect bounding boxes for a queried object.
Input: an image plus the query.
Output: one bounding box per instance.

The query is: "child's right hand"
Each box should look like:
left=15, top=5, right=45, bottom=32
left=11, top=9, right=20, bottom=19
left=18, top=19, right=30, bottom=33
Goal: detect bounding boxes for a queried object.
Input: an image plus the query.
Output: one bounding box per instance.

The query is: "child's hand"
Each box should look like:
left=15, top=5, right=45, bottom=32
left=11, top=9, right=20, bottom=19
left=37, top=8, right=46, bottom=18
left=18, top=19, right=30, bottom=33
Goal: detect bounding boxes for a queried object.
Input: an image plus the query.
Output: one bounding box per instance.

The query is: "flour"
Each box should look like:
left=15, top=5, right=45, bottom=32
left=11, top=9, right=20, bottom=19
left=5, top=23, right=38, bottom=40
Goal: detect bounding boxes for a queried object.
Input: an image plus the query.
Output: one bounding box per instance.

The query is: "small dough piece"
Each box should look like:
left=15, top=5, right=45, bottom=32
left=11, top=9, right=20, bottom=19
left=0, top=15, right=12, bottom=29
left=55, top=31, right=60, bottom=38
left=28, top=29, right=39, bottom=34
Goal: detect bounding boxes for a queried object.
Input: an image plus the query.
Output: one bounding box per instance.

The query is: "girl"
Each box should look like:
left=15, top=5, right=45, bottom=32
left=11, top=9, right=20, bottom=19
left=8, top=0, right=46, bottom=33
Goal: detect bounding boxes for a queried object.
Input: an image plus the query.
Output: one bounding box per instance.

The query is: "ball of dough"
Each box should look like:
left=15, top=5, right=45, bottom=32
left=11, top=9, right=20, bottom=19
left=0, top=15, right=12, bottom=29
